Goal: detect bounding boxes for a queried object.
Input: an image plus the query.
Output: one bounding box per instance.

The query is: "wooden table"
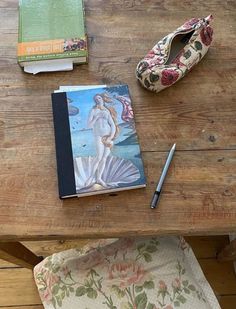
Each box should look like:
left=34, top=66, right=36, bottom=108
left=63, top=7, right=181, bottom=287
left=0, top=0, right=235, bottom=269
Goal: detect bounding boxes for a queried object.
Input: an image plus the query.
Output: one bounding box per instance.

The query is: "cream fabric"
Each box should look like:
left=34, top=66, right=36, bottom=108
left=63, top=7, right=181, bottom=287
left=34, top=236, right=221, bottom=309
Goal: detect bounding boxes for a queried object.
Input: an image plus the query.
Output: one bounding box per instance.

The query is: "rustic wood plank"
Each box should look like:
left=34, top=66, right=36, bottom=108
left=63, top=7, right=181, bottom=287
left=0, top=236, right=230, bottom=267
left=218, top=239, right=236, bottom=261
left=21, top=239, right=92, bottom=256
left=0, top=236, right=229, bottom=267
left=1, top=0, right=236, bottom=11
left=0, top=242, right=43, bottom=269
left=0, top=268, right=41, bottom=306
left=219, top=295, right=236, bottom=309
left=199, top=259, right=236, bottom=295
left=0, top=259, right=18, bottom=268
left=0, top=150, right=236, bottom=241
left=23, top=237, right=231, bottom=260
left=0, top=2, right=235, bottom=152
left=0, top=239, right=94, bottom=268
left=84, top=0, right=236, bottom=12
left=185, top=236, right=229, bottom=259
left=0, top=1, right=235, bottom=241
left=0, top=87, right=235, bottom=152
left=2, top=307, right=43, bottom=309
left=0, top=2, right=235, bottom=307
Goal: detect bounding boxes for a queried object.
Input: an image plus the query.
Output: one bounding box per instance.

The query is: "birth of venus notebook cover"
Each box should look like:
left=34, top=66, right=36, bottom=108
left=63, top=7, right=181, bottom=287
left=51, top=85, right=146, bottom=198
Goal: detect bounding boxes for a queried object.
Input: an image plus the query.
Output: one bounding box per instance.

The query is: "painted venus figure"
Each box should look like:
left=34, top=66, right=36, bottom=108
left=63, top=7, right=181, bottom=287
left=85, top=93, right=119, bottom=187
left=74, top=91, right=140, bottom=192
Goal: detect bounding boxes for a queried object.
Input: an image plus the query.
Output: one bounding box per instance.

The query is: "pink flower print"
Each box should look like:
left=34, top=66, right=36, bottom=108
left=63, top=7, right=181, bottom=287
left=200, top=26, right=213, bottom=46
left=159, top=280, right=167, bottom=292
left=84, top=239, right=115, bottom=255
left=161, top=69, right=179, bottom=86
left=101, top=243, right=119, bottom=257
left=164, top=306, right=173, bottom=309
left=156, top=57, right=164, bottom=64
left=39, top=273, right=60, bottom=304
left=108, top=261, right=146, bottom=289
left=145, top=49, right=156, bottom=59
left=145, top=55, right=165, bottom=70
left=76, top=251, right=103, bottom=271
left=147, top=59, right=161, bottom=69
left=64, top=39, right=75, bottom=51
left=118, top=238, right=135, bottom=251
left=153, top=44, right=164, bottom=54
left=34, top=263, right=47, bottom=277
left=172, top=278, right=181, bottom=292
left=62, top=266, right=70, bottom=277
left=41, top=287, right=53, bottom=304
left=103, top=238, right=135, bottom=257
left=182, top=18, right=200, bottom=29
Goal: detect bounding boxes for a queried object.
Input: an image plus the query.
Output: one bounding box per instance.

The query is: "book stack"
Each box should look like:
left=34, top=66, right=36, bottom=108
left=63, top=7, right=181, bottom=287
left=17, top=2, right=147, bottom=198
left=51, top=85, right=146, bottom=198
left=18, top=0, right=87, bottom=74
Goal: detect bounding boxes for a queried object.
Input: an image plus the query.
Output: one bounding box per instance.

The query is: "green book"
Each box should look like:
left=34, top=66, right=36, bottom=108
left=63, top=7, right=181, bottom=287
left=18, top=0, right=87, bottom=73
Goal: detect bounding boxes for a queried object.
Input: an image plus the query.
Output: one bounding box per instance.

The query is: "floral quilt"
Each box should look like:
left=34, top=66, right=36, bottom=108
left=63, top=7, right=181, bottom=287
left=34, top=236, right=221, bottom=309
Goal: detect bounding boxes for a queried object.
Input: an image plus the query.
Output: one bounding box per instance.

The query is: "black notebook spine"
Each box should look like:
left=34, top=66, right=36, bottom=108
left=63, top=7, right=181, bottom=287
left=51, top=92, right=76, bottom=198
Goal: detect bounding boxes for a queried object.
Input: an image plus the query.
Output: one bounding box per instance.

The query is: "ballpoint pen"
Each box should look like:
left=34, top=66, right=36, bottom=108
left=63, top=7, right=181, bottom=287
left=150, top=143, right=176, bottom=209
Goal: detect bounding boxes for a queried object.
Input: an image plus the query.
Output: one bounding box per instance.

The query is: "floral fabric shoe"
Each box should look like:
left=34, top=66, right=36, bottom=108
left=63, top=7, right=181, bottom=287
left=34, top=236, right=221, bottom=309
left=136, top=15, right=213, bottom=93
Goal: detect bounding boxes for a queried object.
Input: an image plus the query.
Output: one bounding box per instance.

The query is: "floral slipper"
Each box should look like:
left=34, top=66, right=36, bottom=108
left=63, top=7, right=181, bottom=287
left=136, top=15, right=213, bottom=93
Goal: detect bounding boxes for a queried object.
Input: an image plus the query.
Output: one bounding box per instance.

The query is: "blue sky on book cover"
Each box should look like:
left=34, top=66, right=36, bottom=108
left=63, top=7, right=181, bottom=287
left=66, top=85, right=146, bottom=194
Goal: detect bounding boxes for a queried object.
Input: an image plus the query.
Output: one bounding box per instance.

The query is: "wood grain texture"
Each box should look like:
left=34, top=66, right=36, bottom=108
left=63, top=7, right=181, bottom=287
left=0, top=0, right=235, bottom=241
left=0, top=236, right=229, bottom=267
left=2, top=307, right=43, bottom=309
left=0, top=242, right=43, bottom=269
left=199, top=259, right=236, bottom=295
left=0, top=259, right=17, bottom=268
left=218, top=239, right=236, bottom=261
left=0, top=268, right=41, bottom=306
left=0, top=150, right=236, bottom=240
left=185, top=235, right=229, bottom=259
left=0, top=239, right=93, bottom=268
left=219, top=295, right=236, bottom=309
left=0, top=236, right=229, bottom=262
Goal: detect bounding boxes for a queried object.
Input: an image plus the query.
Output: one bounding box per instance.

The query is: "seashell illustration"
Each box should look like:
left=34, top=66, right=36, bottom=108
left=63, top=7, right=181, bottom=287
left=74, top=156, right=141, bottom=191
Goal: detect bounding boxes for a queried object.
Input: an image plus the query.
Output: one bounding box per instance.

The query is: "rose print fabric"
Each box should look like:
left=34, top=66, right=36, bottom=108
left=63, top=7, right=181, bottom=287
left=136, top=15, right=213, bottom=93
left=34, top=236, right=221, bottom=309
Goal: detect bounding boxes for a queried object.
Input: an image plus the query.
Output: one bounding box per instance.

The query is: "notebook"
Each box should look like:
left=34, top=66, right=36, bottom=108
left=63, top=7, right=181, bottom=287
left=18, top=0, right=87, bottom=74
left=51, top=84, right=146, bottom=198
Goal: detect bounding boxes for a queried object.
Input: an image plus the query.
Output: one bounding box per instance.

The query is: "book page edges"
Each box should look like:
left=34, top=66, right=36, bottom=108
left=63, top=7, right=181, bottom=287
left=20, top=57, right=87, bottom=74
left=61, top=184, right=147, bottom=199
